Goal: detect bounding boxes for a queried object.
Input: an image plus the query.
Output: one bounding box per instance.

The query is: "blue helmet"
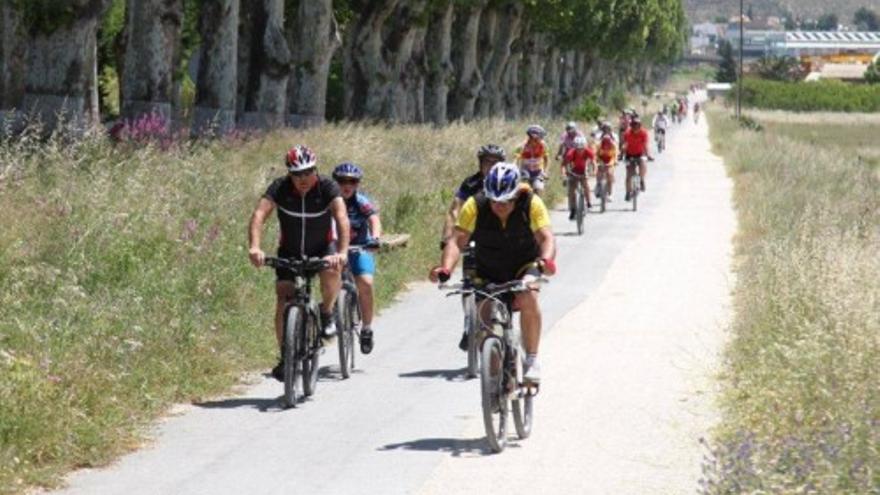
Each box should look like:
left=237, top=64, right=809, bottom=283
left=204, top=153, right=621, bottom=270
left=484, top=162, right=521, bottom=202
left=332, top=162, right=363, bottom=181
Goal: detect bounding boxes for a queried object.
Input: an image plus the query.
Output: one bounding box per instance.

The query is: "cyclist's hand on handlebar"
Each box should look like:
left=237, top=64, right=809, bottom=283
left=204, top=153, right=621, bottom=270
left=429, top=266, right=451, bottom=283
left=537, top=257, right=557, bottom=276
left=249, top=247, right=265, bottom=268
left=324, top=253, right=347, bottom=270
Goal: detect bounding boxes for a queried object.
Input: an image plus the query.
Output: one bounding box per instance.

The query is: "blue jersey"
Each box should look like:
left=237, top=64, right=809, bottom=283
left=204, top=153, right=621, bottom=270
left=344, top=192, right=378, bottom=246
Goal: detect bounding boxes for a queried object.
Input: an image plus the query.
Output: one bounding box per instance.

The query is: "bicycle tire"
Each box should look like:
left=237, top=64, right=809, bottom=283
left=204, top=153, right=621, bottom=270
left=632, top=175, right=639, bottom=212
left=599, top=180, right=607, bottom=213
left=464, top=295, right=479, bottom=379
left=512, top=390, right=534, bottom=439
left=576, top=184, right=585, bottom=236
left=481, top=337, right=508, bottom=453
left=282, top=305, right=303, bottom=408
left=302, top=310, right=320, bottom=397
left=336, top=293, right=353, bottom=379
left=347, top=291, right=360, bottom=370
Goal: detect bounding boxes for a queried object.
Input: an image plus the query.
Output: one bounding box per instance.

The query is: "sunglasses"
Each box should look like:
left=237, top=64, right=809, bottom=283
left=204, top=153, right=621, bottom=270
left=337, top=178, right=360, bottom=185
left=289, top=169, right=316, bottom=178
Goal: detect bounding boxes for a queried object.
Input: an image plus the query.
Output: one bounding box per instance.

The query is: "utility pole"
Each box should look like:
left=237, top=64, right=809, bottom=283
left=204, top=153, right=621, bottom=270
left=737, top=0, right=744, bottom=118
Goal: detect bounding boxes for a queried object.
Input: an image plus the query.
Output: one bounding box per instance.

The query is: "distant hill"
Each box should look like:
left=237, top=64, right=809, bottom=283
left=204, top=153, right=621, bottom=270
left=685, top=1, right=873, bottom=25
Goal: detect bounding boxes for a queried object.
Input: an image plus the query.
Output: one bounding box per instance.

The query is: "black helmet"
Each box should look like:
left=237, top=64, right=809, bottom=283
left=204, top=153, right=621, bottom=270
left=477, top=144, right=506, bottom=161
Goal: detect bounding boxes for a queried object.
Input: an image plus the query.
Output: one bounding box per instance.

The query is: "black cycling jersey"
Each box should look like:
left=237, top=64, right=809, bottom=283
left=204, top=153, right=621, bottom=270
left=264, top=175, right=340, bottom=258
left=471, top=191, right=540, bottom=283
left=455, top=171, right=483, bottom=201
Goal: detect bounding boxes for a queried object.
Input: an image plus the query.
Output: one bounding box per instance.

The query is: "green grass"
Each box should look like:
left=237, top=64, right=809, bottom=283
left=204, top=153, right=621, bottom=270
left=701, top=108, right=880, bottom=493
left=0, top=121, right=563, bottom=493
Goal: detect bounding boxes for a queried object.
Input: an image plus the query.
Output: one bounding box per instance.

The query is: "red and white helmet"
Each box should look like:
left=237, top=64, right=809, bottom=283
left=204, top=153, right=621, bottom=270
left=285, top=145, right=317, bottom=173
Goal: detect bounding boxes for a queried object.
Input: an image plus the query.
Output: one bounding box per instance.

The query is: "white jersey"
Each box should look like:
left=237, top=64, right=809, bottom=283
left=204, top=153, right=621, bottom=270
left=652, top=114, right=669, bottom=131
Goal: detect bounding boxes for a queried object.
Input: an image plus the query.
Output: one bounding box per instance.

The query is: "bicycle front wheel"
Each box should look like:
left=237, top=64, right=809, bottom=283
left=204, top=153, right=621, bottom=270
left=302, top=310, right=321, bottom=397
left=599, top=180, right=607, bottom=213
left=512, top=354, right=534, bottom=439
left=282, top=305, right=303, bottom=408
left=576, top=185, right=585, bottom=236
left=464, top=295, right=479, bottom=379
left=631, top=175, right=639, bottom=212
left=481, top=337, right=509, bottom=453
left=336, top=292, right=354, bottom=379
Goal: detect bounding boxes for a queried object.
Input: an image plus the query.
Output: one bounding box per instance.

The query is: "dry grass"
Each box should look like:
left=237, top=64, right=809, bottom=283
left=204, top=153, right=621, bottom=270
left=701, top=108, right=880, bottom=493
left=0, top=119, right=563, bottom=493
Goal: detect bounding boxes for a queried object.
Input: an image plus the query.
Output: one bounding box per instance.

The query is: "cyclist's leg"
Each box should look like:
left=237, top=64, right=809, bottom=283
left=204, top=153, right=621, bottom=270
left=580, top=175, right=590, bottom=203
left=350, top=251, right=376, bottom=327
left=566, top=174, right=576, bottom=214
left=274, top=281, right=295, bottom=347
left=319, top=266, right=342, bottom=315
left=625, top=161, right=634, bottom=196
left=639, top=156, right=647, bottom=191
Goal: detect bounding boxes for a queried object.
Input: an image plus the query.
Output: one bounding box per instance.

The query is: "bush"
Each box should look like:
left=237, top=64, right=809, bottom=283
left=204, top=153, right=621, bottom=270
left=569, top=94, right=602, bottom=123
left=731, top=78, right=880, bottom=112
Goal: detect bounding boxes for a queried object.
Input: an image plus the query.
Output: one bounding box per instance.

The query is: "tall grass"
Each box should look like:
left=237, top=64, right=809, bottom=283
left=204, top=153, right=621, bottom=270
left=733, top=78, right=880, bottom=112
left=0, top=120, right=562, bottom=492
left=701, top=109, right=880, bottom=493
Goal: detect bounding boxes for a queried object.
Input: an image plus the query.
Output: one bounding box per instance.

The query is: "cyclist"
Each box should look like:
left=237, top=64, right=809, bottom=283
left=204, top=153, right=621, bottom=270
left=595, top=123, right=617, bottom=201
left=333, top=162, right=382, bottom=355
left=652, top=110, right=669, bottom=150
left=617, top=110, right=631, bottom=154
left=430, top=162, right=557, bottom=383
left=693, top=101, right=701, bottom=124
left=621, top=116, right=653, bottom=201
left=562, top=135, right=594, bottom=218
left=515, top=125, right=550, bottom=195
left=440, top=144, right=506, bottom=351
left=248, top=145, right=351, bottom=381
left=555, top=121, right=584, bottom=162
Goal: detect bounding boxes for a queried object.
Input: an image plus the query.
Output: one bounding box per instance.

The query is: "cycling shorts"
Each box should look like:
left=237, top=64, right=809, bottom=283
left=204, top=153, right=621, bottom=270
left=348, top=250, right=376, bottom=277
left=275, top=245, right=332, bottom=282
left=475, top=263, right=541, bottom=290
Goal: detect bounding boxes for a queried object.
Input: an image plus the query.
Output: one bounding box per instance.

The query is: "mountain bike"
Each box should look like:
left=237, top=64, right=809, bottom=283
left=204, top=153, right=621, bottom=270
left=566, top=164, right=587, bottom=236
left=626, top=155, right=643, bottom=212
left=594, top=163, right=610, bottom=213
left=443, top=278, right=546, bottom=453
left=264, top=256, right=328, bottom=408
left=460, top=242, right=480, bottom=378
left=655, top=129, right=666, bottom=153
left=335, top=242, right=379, bottom=379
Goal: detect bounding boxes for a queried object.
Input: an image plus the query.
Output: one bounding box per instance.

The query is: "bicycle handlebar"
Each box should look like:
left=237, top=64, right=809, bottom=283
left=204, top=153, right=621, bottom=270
left=264, top=256, right=329, bottom=273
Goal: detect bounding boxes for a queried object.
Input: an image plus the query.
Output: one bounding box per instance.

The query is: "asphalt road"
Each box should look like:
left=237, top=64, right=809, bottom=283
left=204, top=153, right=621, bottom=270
left=54, top=94, right=733, bottom=495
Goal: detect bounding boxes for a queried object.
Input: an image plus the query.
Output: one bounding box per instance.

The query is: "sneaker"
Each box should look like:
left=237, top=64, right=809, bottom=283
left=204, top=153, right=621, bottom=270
left=320, top=311, right=337, bottom=339
left=360, top=328, right=374, bottom=354
left=523, top=357, right=541, bottom=384
left=271, top=358, right=284, bottom=382
left=568, top=210, right=575, bottom=220
left=607, top=195, right=613, bottom=203
left=587, top=201, right=592, bottom=209
left=640, top=180, right=646, bottom=192
left=458, top=331, right=469, bottom=351
left=625, top=192, right=631, bottom=202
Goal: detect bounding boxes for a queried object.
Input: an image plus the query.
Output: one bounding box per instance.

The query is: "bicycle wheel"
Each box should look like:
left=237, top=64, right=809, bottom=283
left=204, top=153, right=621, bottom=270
left=336, top=292, right=354, bottom=379
left=347, top=291, right=360, bottom=370
left=302, top=310, right=320, bottom=397
left=512, top=352, right=534, bottom=440
left=481, top=337, right=509, bottom=453
left=576, top=184, right=585, bottom=236
left=631, top=175, right=639, bottom=212
left=282, top=305, right=303, bottom=408
left=599, top=179, right=607, bottom=213
left=464, top=295, right=479, bottom=379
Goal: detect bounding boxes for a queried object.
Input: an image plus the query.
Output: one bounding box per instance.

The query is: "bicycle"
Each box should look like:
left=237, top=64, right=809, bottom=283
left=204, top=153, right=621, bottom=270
left=263, top=256, right=329, bottom=408
left=626, top=155, right=644, bottom=212
left=442, top=277, right=546, bottom=453
left=565, top=164, right=587, bottom=236
left=594, top=163, right=611, bottom=213
left=335, top=241, right=380, bottom=379
left=655, top=128, right=666, bottom=153
left=460, top=242, right=480, bottom=378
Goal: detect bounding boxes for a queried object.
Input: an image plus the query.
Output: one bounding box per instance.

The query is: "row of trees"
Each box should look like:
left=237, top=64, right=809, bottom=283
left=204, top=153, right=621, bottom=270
left=0, top=0, right=687, bottom=135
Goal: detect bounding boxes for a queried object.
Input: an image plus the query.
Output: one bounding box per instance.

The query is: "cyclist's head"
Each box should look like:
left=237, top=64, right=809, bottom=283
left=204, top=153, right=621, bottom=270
left=477, top=144, right=506, bottom=173
left=484, top=162, right=521, bottom=204
left=630, top=116, right=642, bottom=128
left=600, top=122, right=613, bottom=134
left=526, top=124, right=546, bottom=140
left=565, top=121, right=577, bottom=134
left=286, top=145, right=318, bottom=192
left=574, top=135, right=587, bottom=149
left=332, top=162, right=363, bottom=198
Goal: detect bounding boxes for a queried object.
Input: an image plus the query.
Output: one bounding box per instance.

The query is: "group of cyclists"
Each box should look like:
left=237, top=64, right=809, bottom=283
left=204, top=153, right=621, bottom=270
left=246, top=100, right=689, bottom=390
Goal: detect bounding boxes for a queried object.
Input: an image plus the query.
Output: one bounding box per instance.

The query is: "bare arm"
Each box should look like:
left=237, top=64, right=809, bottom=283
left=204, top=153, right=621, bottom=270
left=441, top=228, right=470, bottom=272
left=441, top=197, right=464, bottom=246
left=331, top=197, right=350, bottom=255
left=369, top=213, right=383, bottom=240
left=248, top=198, right=275, bottom=266
left=534, top=226, right=556, bottom=263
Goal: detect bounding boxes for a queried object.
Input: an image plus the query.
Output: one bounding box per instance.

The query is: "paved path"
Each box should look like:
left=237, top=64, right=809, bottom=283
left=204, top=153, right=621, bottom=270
left=54, top=94, right=734, bottom=495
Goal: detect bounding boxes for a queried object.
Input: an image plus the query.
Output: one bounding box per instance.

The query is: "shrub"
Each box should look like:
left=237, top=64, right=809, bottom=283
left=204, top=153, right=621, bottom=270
left=569, top=94, right=602, bottom=123
left=731, top=78, right=880, bottom=112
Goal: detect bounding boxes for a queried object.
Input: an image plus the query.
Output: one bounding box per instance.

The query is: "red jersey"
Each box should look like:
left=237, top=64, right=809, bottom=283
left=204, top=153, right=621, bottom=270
left=597, top=136, right=617, bottom=164
left=564, top=147, right=595, bottom=174
left=623, top=128, right=650, bottom=156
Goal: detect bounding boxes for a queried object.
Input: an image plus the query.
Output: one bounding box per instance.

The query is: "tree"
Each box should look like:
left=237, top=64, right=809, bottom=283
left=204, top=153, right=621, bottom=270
left=853, top=7, right=879, bottom=31
left=753, top=55, right=805, bottom=82
left=716, top=39, right=736, bottom=83
left=816, top=13, right=838, bottom=31
left=865, top=58, right=880, bottom=85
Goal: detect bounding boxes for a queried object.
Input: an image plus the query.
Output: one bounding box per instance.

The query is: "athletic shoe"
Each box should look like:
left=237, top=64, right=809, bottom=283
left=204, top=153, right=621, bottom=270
left=625, top=192, right=631, bottom=202
left=271, top=359, right=284, bottom=382
left=360, top=328, right=374, bottom=354
left=523, top=357, right=541, bottom=384
left=320, top=311, right=337, bottom=339
left=458, top=331, right=469, bottom=351
left=568, top=210, right=575, bottom=220
left=640, top=180, right=646, bottom=192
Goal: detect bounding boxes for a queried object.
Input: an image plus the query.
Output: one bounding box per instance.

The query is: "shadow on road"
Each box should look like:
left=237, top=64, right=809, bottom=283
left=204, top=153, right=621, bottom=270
left=193, top=396, right=284, bottom=412
left=397, top=368, right=471, bottom=382
left=379, top=437, right=492, bottom=457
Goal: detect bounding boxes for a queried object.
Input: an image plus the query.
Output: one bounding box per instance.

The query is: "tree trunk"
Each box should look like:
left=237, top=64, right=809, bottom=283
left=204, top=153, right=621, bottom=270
left=423, top=0, right=453, bottom=125
left=541, top=45, right=560, bottom=117
left=400, top=24, right=427, bottom=123
left=475, top=2, right=522, bottom=118
left=556, top=49, right=575, bottom=114
left=192, top=0, right=239, bottom=136
left=342, top=0, right=400, bottom=120
left=0, top=4, right=25, bottom=111
left=521, top=31, right=545, bottom=116
left=286, top=0, right=340, bottom=128
left=239, top=0, right=290, bottom=130
left=446, top=0, right=486, bottom=121
left=120, top=0, right=183, bottom=121
left=502, top=37, right=523, bottom=119
left=21, top=0, right=111, bottom=132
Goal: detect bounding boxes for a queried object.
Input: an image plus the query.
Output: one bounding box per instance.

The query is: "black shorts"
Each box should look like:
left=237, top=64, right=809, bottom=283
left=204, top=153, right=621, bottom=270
left=275, top=244, right=333, bottom=282
left=475, top=262, right=541, bottom=286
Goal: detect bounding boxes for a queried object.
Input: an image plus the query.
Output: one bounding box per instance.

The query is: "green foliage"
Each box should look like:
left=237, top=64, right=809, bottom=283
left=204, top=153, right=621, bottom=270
left=752, top=55, right=805, bottom=82
left=609, top=88, right=628, bottom=112
left=569, top=93, right=602, bottom=122
left=815, top=12, right=839, bottom=31
left=11, top=0, right=77, bottom=35
left=716, top=39, right=737, bottom=83
left=98, top=66, right=121, bottom=119
left=853, top=6, right=879, bottom=31
left=733, top=78, right=880, bottom=112
left=865, top=59, right=880, bottom=85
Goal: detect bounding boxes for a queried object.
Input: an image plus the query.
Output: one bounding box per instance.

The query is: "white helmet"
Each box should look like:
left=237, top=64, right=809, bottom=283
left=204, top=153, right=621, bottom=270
left=483, top=162, right=521, bottom=202
left=565, top=121, right=577, bottom=131
left=574, top=135, right=587, bottom=149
